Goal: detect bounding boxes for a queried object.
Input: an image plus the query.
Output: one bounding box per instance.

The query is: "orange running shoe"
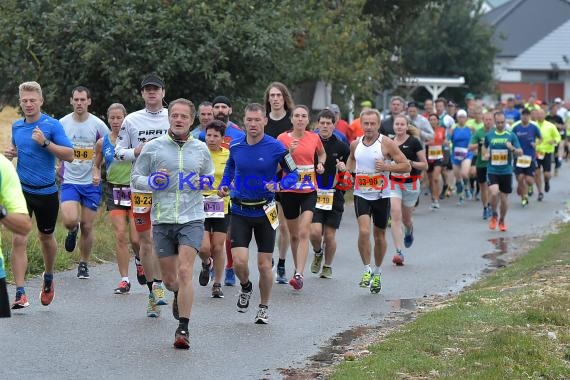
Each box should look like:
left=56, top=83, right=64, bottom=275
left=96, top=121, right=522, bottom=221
left=499, top=222, right=507, bottom=232
left=11, top=293, right=30, bottom=309
left=489, top=216, right=498, bottom=230
left=40, top=275, right=55, bottom=306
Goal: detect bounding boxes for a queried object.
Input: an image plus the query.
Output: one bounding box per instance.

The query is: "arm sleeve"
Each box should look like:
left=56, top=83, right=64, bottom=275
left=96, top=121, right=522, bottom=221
left=553, top=125, right=562, bottom=143
left=221, top=148, right=235, bottom=186
left=96, top=119, right=110, bottom=140
left=114, top=119, right=137, bottom=161
left=200, top=147, right=215, bottom=177
left=131, top=144, right=153, bottom=191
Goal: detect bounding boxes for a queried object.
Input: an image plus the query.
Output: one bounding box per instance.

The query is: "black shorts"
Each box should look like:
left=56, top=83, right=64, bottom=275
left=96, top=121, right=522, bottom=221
left=312, top=208, right=343, bottom=229
left=204, top=214, right=229, bottom=233
left=105, top=182, right=131, bottom=212
left=487, top=173, right=512, bottom=194
left=353, top=195, right=390, bottom=229
left=230, top=214, right=276, bottom=253
left=443, top=149, right=452, bottom=170
left=279, top=191, right=317, bottom=220
left=536, top=153, right=552, bottom=172
left=427, top=160, right=443, bottom=173
left=23, top=191, right=59, bottom=234
left=476, top=167, right=487, bottom=184
left=514, top=159, right=536, bottom=177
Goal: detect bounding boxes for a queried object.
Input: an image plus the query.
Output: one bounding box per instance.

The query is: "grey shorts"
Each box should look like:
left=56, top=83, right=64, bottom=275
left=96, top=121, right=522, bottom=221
left=389, top=179, right=420, bottom=208
left=153, top=220, right=204, bottom=258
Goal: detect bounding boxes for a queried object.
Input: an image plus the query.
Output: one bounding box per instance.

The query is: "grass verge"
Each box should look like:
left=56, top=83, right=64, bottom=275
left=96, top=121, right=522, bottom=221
left=331, top=223, right=570, bottom=379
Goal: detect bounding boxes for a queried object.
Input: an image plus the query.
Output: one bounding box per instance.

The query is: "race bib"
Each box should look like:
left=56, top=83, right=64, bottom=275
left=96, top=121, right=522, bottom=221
left=132, top=191, right=152, bottom=214
left=263, top=201, right=279, bottom=230
left=491, top=149, right=508, bottom=166
left=428, top=145, right=443, bottom=160
left=536, top=151, right=545, bottom=160
left=356, top=173, right=385, bottom=193
left=112, top=187, right=131, bottom=207
left=296, top=164, right=316, bottom=189
left=316, top=189, right=335, bottom=210
left=73, top=147, right=94, bottom=161
left=453, top=146, right=468, bottom=161
left=515, top=155, right=532, bottom=168
left=203, top=196, right=225, bottom=218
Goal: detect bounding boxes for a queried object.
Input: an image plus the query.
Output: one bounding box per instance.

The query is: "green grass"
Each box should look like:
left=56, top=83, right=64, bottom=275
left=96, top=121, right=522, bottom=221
left=2, top=209, right=117, bottom=282
left=331, top=224, right=570, bottom=379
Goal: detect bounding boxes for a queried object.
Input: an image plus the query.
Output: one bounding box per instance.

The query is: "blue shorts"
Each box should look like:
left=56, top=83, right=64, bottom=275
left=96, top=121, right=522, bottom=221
left=451, top=151, right=474, bottom=166
left=60, top=183, right=102, bottom=211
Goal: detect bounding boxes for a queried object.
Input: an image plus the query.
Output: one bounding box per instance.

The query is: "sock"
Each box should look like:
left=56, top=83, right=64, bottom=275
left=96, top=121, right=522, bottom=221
left=134, top=256, right=141, bottom=264
left=241, top=281, right=252, bottom=292
left=396, top=249, right=402, bottom=255
left=314, top=248, right=323, bottom=256
left=121, top=277, right=129, bottom=283
left=277, top=258, right=285, bottom=268
left=16, top=286, right=25, bottom=296
left=463, top=178, right=469, bottom=192
left=456, top=181, right=463, bottom=194
left=363, top=264, right=371, bottom=273
left=154, top=279, right=162, bottom=284
left=178, top=317, right=189, bottom=331
left=147, top=281, right=153, bottom=293
left=43, top=272, right=53, bottom=287
left=259, top=304, right=268, bottom=309
left=374, top=266, right=382, bottom=275
left=225, top=239, right=233, bottom=268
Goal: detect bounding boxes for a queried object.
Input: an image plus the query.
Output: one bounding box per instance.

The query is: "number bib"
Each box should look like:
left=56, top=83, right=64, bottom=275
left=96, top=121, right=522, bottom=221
left=296, top=164, right=316, bottom=189
left=536, top=151, right=545, bottom=160
left=316, top=189, right=335, bottom=210
left=263, top=201, right=279, bottom=230
left=490, top=149, right=508, bottom=166
left=132, top=191, right=152, bottom=213
left=453, top=146, right=468, bottom=161
left=356, top=173, right=385, bottom=193
left=516, top=155, right=532, bottom=168
left=428, top=145, right=443, bottom=160
left=112, top=186, right=131, bottom=207
left=73, top=144, right=94, bottom=161
left=203, top=196, right=225, bottom=218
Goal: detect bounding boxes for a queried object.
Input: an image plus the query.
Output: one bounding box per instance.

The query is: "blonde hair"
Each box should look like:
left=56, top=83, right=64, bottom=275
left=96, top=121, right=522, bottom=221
left=394, top=114, right=420, bottom=138
left=19, top=81, right=43, bottom=99
left=360, top=108, right=382, bottom=124
left=107, top=103, right=127, bottom=117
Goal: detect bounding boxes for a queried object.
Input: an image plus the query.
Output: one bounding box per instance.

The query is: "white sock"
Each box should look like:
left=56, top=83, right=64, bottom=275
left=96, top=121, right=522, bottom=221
left=363, top=264, right=371, bottom=273
left=373, top=266, right=382, bottom=275
left=122, top=277, right=129, bottom=283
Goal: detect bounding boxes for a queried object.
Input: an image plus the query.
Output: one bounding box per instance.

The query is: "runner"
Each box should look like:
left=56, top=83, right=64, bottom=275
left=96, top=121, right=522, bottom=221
left=277, top=105, right=326, bottom=290
left=346, top=109, right=410, bottom=294
left=533, top=108, right=561, bottom=201
left=93, top=103, right=141, bottom=293
left=389, top=115, right=427, bottom=265
left=469, top=112, right=494, bottom=219
left=115, top=72, right=169, bottom=316
left=263, top=82, right=295, bottom=284
left=308, top=109, right=350, bottom=278
left=198, top=120, right=229, bottom=298
left=191, top=101, right=213, bottom=139
left=0, top=154, right=32, bottom=317
left=425, top=113, right=447, bottom=209
left=132, top=98, right=214, bottom=349
left=449, top=109, right=473, bottom=205
left=511, top=108, right=542, bottom=207
left=60, top=86, right=110, bottom=279
left=7, top=81, right=74, bottom=309
left=218, top=102, right=288, bottom=324
left=485, top=113, right=522, bottom=231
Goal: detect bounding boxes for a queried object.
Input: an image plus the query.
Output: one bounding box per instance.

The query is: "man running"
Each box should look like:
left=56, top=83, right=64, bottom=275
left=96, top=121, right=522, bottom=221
left=533, top=108, right=561, bottom=201
left=191, top=101, right=213, bottom=139
left=7, top=81, right=74, bottom=309
left=60, top=86, right=109, bottom=279
left=469, top=112, right=494, bottom=219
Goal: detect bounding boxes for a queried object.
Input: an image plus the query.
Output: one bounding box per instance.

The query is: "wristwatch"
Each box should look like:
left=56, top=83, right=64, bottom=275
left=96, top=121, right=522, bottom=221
left=41, top=139, right=51, bottom=148
left=0, top=205, right=7, bottom=220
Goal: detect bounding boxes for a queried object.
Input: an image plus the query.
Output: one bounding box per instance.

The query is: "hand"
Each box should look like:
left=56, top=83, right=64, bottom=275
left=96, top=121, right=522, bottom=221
left=4, top=146, right=17, bottom=160
left=265, top=181, right=280, bottom=192
left=217, top=186, right=229, bottom=197
left=134, top=143, right=145, bottom=157
left=32, top=127, right=46, bottom=145
left=155, top=168, right=169, bottom=184
left=316, top=162, right=325, bottom=174
left=289, top=139, right=299, bottom=154
left=374, top=159, right=392, bottom=172
left=92, top=168, right=101, bottom=185
left=335, top=159, right=347, bottom=172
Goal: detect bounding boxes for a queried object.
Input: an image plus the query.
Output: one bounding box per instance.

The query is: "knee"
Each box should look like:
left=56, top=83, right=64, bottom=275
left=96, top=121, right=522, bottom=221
left=162, top=275, right=177, bottom=291
left=38, top=233, right=54, bottom=243
left=258, top=259, right=272, bottom=274
left=177, top=264, right=193, bottom=284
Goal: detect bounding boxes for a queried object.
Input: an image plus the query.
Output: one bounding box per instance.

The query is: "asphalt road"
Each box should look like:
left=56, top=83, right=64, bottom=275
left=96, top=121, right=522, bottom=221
left=2, top=168, right=569, bottom=379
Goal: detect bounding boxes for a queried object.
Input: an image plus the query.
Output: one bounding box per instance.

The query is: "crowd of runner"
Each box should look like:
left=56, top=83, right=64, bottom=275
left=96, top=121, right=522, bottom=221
left=0, top=75, right=567, bottom=350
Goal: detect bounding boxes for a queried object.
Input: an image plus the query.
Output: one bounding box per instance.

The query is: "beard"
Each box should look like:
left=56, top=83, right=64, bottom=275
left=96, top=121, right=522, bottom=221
left=214, top=113, right=229, bottom=124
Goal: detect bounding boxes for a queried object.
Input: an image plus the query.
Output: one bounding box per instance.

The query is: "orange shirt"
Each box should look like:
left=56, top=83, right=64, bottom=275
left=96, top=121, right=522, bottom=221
left=347, top=118, right=364, bottom=143
left=277, top=131, right=324, bottom=193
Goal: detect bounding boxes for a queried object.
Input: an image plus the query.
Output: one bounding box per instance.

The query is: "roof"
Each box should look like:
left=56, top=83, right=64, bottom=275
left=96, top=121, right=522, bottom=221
left=485, top=0, right=511, bottom=8
left=508, top=18, right=570, bottom=70
left=482, top=0, right=570, bottom=58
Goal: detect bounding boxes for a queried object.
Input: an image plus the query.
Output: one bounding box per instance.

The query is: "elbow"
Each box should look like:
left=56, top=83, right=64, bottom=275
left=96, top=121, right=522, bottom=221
left=63, top=148, right=75, bottom=163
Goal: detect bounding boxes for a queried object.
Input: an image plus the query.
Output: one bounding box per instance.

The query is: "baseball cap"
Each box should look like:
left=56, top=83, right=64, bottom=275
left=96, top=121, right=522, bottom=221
left=360, top=100, right=373, bottom=108
left=456, top=109, right=467, bottom=118
left=327, top=104, right=340, bottom=113
left=465, top=93, right=475, bottom=100
left=554, top=97, right=563, bottom=103
left=447, top=100, right=456, bottom=107
left=407, top=101, right=419, bottom=109
left=212, top=95, right=231, bottom=107
left=141, top=73, right=165, bottom=89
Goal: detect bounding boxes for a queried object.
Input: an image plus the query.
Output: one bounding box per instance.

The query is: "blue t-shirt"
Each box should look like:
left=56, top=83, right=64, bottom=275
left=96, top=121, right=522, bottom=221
left=222, top=134, right=287, bottom=217
left=12, top=113, right=73, bottom=195
left=485, top=129, right=521, bottom=175
left=503, top=108, right=521, bottom=123
left=511, top=122, right=541, bottom=157
left=199, top=121, right=245, bottom=149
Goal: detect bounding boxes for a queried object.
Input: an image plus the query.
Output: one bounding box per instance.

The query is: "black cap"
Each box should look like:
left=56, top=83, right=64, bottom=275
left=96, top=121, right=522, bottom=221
left=447, top=100, right=456, bottom=107
left=407, top=101, right=419, bottom=109
left=212, top=95, right=231, bottom=107
left=141, top=73, right=165, bottom=89
left=521, top=108, right=531, bottom=115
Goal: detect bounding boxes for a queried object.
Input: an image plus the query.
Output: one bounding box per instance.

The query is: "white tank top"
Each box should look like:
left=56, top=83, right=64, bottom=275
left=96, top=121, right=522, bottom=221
left=354, top=134, right=390, bottom=200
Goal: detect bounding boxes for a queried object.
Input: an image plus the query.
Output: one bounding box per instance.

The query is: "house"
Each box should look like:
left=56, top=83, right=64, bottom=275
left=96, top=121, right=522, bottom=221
left=482, top=0, right=570, bottom=100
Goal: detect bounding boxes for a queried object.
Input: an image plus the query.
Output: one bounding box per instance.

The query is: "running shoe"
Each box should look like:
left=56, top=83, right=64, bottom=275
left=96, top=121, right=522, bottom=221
left=486, top=208, right=494, bottom=220
left=457, top=195, right=464, bottom=206
left=310, top=252, right=323, bottom=274
left=545, top=180, right=550, bottom=193
left=224, top=267, right=236, bottom=286
left=65, top=225, right=79, bottom=252
left=276, top=266, right=287, bottom=284
left=359, top=270, right=372, bottom=288
left=430, top=201, right=440, bottom=210
left=527, top=184, right=534, bottom=197
left=392, top=252, right=404, bottom=266
left=289, top=273, right=304, bottom=290
left=172, top=292, right=179, bottom=320
left=499, top=222, right=507, bottom=232
left=254, top=306, right=269, bottom=324
left=489, top=216, right=498, bottom=230
left=153, top=282, right=168, bottom=305
left=40, top=274, right=55, bottom=306
left=199, top=258, right=212, bottom=286
left=404, top=225, right=414, bottom=248
left=370, top=274, right=382, bottom=294
left=114, top=280, right=131, bottom=295
left=521, top=197, right=529, bottom=207
left=465, top=189, right=473, bottom=201
left=134, top=256, right=146, bottom=285
left=440, top=184, right=448, bottom=199
left=237, top=286, right=253, bottom=313
left=482, top=207, right=488, bottom=220
left=77, top=262, right=90, bottom=279
left=538, top=193, right=544, bottom=202
left=11, top=293, right=29, bottom=309
left=320, top=266, right=333, bottom=279
left=173, top=328, right=190, bottom=349
left=211, top=283, right=224, bottom=298
left=147, top=293, right=160, bottom=318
